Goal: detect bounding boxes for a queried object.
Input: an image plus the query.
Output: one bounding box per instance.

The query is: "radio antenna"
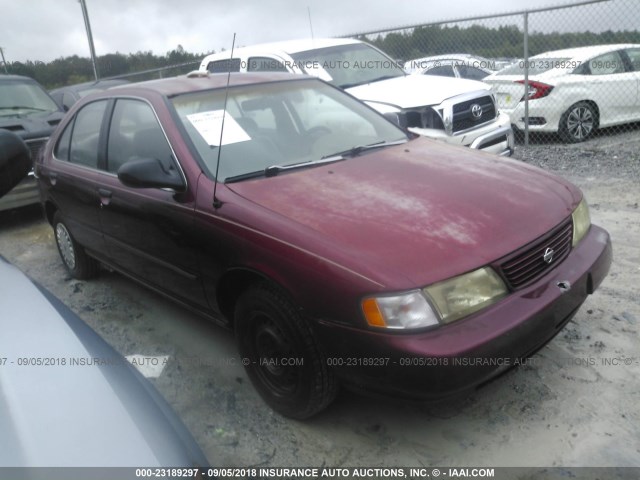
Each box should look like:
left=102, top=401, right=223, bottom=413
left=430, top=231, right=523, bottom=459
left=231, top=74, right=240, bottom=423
left=307, top=7, right=315, bottom=40
left=212, top=32, right=236, bottom=209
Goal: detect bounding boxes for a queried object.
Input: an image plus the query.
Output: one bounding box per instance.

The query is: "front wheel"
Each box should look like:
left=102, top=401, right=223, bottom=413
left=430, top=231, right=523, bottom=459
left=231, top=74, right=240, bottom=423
left=53, top=212, right=99, bottom=279
left=235, top=283, right=337, bottom=419
left=559, top=101, right=598, bottom=143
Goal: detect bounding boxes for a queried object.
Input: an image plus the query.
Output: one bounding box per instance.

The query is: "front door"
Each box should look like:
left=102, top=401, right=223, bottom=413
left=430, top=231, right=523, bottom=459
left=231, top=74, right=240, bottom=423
left=96, top=98, right=207, bottom=309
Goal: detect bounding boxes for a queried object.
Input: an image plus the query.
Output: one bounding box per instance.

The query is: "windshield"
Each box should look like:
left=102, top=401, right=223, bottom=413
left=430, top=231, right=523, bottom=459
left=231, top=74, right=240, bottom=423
left=496, top=57, right=574, bottom=76
left=171, top=78, right=407, bottom=182
left=290, top=43, right=406, bottom=88
left=0, top=78, right=60, bottom=117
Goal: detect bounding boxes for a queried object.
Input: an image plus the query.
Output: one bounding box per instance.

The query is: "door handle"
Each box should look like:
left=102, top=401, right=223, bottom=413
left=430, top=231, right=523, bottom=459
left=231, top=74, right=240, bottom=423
left=98, top=188, right=112, bottom=207
left=49, top=172, right=58, bottom=186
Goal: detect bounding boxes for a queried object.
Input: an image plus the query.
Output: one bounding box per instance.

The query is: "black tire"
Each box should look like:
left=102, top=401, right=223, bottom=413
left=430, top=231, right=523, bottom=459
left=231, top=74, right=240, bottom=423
left=235, top=283, right=338, bottom=419
left=52, top=212, right=99, bottom=280
left=559, top=101, right=598, bottom=143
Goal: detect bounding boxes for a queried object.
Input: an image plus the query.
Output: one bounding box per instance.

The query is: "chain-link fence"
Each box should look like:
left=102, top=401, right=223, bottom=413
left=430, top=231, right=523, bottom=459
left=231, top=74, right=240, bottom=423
left=104, top=61, right=201, bottom=83
left=341, top=0, right=640, bottom=146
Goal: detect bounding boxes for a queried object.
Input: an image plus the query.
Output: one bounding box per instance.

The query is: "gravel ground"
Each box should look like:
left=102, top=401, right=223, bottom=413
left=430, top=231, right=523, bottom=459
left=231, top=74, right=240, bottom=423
left=512, top=124, right=640, bottom=180
left=1, top=127, right=639, bottom=472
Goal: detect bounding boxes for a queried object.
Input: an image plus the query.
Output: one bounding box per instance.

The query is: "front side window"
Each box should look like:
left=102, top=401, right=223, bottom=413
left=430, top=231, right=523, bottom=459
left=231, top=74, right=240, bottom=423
left=107, top=99, right=174, bottom=174
left=171, top=79, right=407, bottom=182
left=247, top=57, right=288, bottom=72
left=626, top=48, right=640, bottom=71
left=65, top=100, right=108, bottom=168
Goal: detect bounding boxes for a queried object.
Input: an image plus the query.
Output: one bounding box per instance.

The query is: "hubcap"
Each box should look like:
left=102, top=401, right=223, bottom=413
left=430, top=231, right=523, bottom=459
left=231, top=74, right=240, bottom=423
left=55, top=223, right=76, bottom=270
left=253, top=316, right=299, bottom=396
left=567, top=107, right=594, bottom=140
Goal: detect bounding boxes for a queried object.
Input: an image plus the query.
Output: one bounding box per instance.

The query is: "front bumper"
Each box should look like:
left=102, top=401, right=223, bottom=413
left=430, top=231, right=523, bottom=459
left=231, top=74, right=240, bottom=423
left=409, top=112, right=514, bottom=156
left=314, top=225, right=612, bottom=399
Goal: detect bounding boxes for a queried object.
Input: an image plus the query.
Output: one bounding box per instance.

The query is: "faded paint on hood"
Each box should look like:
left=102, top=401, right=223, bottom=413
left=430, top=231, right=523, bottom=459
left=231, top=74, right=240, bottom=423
left=346, top=74, right=492, bottom=109
left=228, top=137, right=580, bottom=289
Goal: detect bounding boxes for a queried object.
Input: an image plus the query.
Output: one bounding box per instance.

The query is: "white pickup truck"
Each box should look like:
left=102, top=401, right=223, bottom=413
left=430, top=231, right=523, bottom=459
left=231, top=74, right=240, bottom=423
left=199, top=38, right=514, bottom=156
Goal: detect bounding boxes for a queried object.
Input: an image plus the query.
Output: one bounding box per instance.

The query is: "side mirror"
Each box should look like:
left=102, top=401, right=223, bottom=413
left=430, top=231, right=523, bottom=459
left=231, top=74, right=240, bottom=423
left=117, top=157, right=185, bottom=191
left=0, top=130, right=31, bottom=198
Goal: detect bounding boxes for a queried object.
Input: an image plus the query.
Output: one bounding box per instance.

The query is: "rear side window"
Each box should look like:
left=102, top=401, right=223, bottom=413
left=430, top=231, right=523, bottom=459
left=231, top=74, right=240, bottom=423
left=425, top=65, right=456, bottom=77
left=458, top=65, right=489, bottom=80
left=54, top=100, right=107, bottom=168
left=107, top=99, right=175, bottom=174
left=588, top=51, right=625, bottom=75
left=207, top=58, right=241, bottom=73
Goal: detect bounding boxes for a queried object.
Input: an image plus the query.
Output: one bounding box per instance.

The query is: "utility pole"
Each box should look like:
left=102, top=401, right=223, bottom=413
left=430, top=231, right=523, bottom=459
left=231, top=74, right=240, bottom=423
left=79, top=0, right=99, bottom=80
left=0, top=47, right=8, bottom=74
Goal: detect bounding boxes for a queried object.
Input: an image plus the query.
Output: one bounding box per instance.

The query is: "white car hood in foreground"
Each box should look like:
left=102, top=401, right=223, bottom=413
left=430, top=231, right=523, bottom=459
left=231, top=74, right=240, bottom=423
left=346, top=74, right=492, bottom=109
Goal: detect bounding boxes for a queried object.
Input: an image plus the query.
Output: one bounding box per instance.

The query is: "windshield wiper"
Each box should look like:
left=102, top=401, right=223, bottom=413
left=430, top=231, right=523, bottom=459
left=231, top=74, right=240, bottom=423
left=225, top=140, right=407, bottom=182
left=320, top=139, right=408, bottom=160
left=224, top=170, right=266, bottom=184
left=264, top=156, right=346, bottom=178
left=225, top=156, right=345, bottom=182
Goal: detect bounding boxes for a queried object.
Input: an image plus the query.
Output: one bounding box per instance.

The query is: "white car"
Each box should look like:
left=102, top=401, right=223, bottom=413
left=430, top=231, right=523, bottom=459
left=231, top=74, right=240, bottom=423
left=484, top=44, right=640, bottom=142
left=404, top=54, right=495, bottom=80
left=199, top=38, right=514, bottom=155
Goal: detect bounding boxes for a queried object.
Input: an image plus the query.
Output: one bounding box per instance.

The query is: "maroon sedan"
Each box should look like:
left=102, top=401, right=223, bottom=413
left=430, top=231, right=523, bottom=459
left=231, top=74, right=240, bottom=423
left=36, top=73, right=611, bottom=419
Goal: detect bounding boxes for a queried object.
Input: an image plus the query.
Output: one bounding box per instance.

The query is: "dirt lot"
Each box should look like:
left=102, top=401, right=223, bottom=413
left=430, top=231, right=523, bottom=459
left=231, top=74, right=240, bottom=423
left=0, top=130, right=638, bottom=469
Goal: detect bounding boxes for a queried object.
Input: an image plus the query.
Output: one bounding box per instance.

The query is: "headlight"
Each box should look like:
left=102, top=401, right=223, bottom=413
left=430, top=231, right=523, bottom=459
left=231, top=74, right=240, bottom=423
left=362, top=291, right=439, bottom=330
left=572, top=197, right=591, bottom=247
left=423, top=267, right=508, bottom=324
left=362, top=267, right=508, bottom=330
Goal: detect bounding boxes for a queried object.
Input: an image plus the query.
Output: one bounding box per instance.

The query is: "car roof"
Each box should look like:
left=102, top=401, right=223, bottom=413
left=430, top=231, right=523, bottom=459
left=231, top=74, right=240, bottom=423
left=0, top=74, right=39, bottom=83
left=50, top=79, right=130, bottom=95
left=407, top=53, right=486, bottom=63
left=531, top=43, right=640, bottom=61
left=201, top=37, right=361, bottom=60
left=105, top=71, right=312, bottom=98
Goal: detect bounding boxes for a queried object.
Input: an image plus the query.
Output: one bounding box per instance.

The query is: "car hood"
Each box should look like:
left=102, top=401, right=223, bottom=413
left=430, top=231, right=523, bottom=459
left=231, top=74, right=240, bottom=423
left=0, top=111, right=64, bottom=141
left=345, top=74, right=492, bottom=109
left=0, top=257, right=209, bottom=467
left=227, top=137, right=580, bottom=289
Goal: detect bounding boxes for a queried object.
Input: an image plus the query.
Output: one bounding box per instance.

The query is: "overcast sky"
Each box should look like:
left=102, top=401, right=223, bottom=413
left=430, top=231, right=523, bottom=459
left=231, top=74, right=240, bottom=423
left=0, top=0, right=633, bottom=63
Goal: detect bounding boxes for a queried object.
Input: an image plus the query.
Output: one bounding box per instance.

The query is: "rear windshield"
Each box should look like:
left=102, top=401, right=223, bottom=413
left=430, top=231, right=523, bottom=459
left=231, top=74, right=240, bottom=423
left=496, top=57, right=578, bottom=75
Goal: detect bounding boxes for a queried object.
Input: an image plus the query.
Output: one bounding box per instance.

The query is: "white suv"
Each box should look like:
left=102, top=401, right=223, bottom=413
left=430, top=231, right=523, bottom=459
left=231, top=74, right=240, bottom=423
left=199, top=38, right=514, bottom=156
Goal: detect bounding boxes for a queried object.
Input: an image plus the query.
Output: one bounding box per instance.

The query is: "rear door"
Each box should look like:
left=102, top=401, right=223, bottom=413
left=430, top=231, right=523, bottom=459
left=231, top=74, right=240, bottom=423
left=622, top=47, right=640, bottom=118
left=41, top=99, right=109, bottom=256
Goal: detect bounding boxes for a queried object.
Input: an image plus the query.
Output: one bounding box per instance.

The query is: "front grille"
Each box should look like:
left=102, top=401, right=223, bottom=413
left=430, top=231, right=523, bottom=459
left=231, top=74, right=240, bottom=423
left=500, top=219, right=573, bottom=289
left=452, top=95, right=496, bottom=133
left=25, top=137, right=48, bottom=160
